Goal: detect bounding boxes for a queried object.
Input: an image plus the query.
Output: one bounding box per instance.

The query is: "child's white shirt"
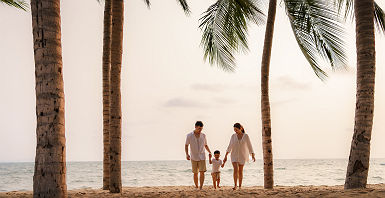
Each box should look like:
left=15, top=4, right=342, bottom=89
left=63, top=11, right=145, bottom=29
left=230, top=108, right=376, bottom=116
left=211, top=158, right=222, bottom=173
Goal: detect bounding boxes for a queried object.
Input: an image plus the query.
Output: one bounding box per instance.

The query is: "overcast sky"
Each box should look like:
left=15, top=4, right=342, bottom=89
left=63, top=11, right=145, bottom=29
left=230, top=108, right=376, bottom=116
left=1, top=0, right=385, bottom=162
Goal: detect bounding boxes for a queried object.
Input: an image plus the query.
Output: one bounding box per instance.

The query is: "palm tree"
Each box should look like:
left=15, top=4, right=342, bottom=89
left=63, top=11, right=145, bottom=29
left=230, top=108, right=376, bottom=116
left=200, top=0, right=347, bottom=189
left=31, top=0, right=67, bottom=197
left=106, top=0, right=190, bottom=193
left=0, top=0, right=28, bottom=10
left=109, top=0, right=124, bottom=193
left=335, top=0, right=376, bottom=189
left=333, top=0, right=384, bottom=189
left=101, top=0, right=112, bottom=190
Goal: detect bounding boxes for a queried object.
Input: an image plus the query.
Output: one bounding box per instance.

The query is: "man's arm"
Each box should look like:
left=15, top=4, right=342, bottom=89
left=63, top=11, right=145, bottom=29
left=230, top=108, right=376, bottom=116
left=205, top=145, right=212, bottom=159
left=185, top=145, right=190, bottom=160
left=209, top=155, right=212, bottom=164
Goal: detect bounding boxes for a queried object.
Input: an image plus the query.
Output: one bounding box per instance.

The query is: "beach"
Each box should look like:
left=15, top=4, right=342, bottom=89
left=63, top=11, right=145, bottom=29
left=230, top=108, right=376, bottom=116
left=2, top=184, right=385, bottom=197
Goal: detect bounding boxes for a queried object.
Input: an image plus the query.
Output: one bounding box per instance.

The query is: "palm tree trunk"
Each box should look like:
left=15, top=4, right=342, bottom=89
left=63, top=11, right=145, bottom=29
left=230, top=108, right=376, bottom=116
left=102, top=0, right=112, bottom=190
left=344, top=0, right=376, bottom=189
left=109, top=0, right=124, bottom=193
left=31, top=0, right=67, bottom=197
left=260, top=0, right=277, bottom=189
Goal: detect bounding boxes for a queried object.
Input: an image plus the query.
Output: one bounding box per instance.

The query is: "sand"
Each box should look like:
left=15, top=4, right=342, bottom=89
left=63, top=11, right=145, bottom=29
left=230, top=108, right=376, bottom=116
left=1, top=184, right=385, bottom=197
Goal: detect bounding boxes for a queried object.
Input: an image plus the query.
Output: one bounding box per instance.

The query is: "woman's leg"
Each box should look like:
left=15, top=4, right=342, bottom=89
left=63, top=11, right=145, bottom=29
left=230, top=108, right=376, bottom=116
left=232, top=162, right=239, bottom=190
left=238, top=164, right=244, bottom=189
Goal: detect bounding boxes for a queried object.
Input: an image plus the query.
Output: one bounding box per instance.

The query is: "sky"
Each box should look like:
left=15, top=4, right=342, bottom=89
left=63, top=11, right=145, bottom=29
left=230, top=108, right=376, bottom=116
left=0, top=0, right=385, bottom=162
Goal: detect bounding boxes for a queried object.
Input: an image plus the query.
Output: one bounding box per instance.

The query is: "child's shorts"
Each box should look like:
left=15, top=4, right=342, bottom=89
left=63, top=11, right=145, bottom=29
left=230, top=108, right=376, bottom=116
left=211, top=172, right=220, bottom=180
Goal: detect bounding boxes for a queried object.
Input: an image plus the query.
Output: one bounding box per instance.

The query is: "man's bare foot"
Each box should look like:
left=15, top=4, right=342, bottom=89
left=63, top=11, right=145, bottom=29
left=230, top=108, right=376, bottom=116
left=217, top=186, right=221, bottom=188
left=194, top=185, right=198, bottom=189
left=232, top=186, right=237, bottom=190
left=199, top=186, right=203, bottom=190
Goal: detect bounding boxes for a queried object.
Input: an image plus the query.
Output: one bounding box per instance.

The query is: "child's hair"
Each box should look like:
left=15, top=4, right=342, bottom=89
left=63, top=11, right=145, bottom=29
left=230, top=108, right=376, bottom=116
left=233, top=123, right=245, bottom=133
left=214, top=150, right=220, bottom=155
left=195, top=121, right=204, bottom=127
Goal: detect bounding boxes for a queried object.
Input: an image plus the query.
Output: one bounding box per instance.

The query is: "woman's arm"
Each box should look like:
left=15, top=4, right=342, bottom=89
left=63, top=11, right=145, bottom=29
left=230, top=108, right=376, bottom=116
left=246, top=134, right=254, bottom=154
left=223, top=151, right=230, bottom=164
left=246, top=134, right=256, bottom=162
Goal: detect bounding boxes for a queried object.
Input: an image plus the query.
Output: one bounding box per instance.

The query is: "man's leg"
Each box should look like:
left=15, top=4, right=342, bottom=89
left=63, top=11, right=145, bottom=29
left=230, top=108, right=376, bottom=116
left=192, top=161, right=198, bottom=188
left=198, top=160, right=206, bottom=189
left=199, top=171, right=205, bottom=189
left=194, top=173, right=198, bottom=188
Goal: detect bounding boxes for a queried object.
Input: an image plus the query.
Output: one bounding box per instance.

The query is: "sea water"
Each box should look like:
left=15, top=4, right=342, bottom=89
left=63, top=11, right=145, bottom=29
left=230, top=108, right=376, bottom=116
left=1, top=159, right=385, bottom=192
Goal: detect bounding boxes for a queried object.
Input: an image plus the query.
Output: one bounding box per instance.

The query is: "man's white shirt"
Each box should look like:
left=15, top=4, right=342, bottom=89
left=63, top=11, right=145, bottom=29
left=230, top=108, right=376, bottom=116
left=185, top=132, right=207, bottom=161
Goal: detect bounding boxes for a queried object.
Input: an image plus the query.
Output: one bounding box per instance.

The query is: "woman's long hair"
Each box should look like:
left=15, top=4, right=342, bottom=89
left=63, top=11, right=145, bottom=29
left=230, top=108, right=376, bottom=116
left=233, top=123, right=245, bottom=133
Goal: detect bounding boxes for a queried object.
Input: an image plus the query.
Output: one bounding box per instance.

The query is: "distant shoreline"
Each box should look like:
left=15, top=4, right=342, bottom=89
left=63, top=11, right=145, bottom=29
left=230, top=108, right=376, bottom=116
left=1, top=184, right=385, bottom=197
left=2, top=158, right=385, bottom=163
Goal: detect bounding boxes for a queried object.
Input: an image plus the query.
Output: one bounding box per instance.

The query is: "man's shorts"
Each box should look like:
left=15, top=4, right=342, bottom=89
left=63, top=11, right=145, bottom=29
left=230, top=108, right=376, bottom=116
left=191, top=160, right=206, bottom=173
left=211, top=172, right=220, bottom=180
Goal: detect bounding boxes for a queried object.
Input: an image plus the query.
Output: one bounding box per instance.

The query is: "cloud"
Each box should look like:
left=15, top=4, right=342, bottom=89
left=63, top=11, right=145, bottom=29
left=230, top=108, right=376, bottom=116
left=163, top=97, right=207, bottom=108
left=190, top=83, right=226, bottom=92
left=212, top=97, right=237, bottom=105
left=273, top=76, right=312, bottom=91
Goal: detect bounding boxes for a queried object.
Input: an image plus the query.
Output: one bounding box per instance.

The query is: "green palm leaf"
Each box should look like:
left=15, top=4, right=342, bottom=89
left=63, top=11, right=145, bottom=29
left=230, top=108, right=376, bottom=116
left=143, top=0, right=151, bottom=8
left=285, top=0, right=347, bottom=80
left=176, top=0, right=191, bottom=15
left=0, top=0, right=28, bottom=11
left=199, top=0, right=265, bottom=71
left=142, top=0, right=190, bottom=14
left=374, top=2, right=385, bottom=34
left=335, top=0, right=385, bottom=34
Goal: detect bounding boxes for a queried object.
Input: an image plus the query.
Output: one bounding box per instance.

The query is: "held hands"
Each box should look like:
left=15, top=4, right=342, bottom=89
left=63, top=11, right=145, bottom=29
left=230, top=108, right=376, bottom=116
left=186, top=154, right=190, bottom=161
left=208, top=153, right=212, bottom=159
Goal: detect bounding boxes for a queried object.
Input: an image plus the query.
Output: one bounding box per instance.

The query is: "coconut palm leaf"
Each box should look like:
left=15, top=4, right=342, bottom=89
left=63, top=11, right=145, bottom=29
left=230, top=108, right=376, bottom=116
left=143, top=0, right=190, bottom=14
left=285, top=0, right=347, bottom=80
left=334, top=0, right=385, bottom=34
left=0, top=0, right=28, bottom=11
left=374, top=2, right=385, bottom=33
left=176, top=0, right=191, bottom=15
left=199, top=0, right=265, bottom=71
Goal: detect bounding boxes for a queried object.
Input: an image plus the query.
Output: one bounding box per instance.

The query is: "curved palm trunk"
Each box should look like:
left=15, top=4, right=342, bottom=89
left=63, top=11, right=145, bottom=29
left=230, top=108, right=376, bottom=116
left=109, top=0, right=124, bottom=193
left=102, top=0, right=112, bottom=190
left=260, top=0, right=277, bottom=189
left=344, top=0, right=376, bottom=189
left=31, top=0, right=67, bottom=197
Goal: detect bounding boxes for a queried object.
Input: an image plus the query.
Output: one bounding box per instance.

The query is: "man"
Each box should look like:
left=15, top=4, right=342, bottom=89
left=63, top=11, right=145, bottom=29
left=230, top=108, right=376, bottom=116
left=185, top=121, right=212, bottom=189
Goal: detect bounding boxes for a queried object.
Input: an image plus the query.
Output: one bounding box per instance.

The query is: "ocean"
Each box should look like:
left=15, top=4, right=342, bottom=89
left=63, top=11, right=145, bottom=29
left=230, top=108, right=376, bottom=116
left=1, top=159, right=385, bottom=192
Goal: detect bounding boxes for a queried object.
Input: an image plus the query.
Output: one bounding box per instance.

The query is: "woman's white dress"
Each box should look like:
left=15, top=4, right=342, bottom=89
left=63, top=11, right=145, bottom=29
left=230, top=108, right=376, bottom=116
left=226, top=133, right=254, bottom=165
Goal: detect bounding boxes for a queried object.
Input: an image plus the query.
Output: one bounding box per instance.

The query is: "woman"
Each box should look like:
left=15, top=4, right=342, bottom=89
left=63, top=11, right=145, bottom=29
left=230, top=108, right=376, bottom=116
left=223, top=123, right=255, bottom=190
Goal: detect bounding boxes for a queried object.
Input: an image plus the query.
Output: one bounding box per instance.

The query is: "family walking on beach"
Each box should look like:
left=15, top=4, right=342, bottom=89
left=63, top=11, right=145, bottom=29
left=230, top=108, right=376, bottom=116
left=185, top=121, right=255, bottom=190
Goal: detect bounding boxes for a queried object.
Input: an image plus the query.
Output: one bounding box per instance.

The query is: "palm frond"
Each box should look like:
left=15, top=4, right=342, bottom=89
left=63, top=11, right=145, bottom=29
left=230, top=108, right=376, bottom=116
left=334, top=0, right=385, bottom=35
left=0, top=0, right=28, bottom=11
left=285, top=0, right=348, bottom=80
left=199, top=0, right=265, bottom=71
left=143, top=0, right=151, bottom=8
left=334, top=0, right=353, bottom=19
left=177, top=0, right=191, bottom=15
left=374, top=2, right=385, bottom=34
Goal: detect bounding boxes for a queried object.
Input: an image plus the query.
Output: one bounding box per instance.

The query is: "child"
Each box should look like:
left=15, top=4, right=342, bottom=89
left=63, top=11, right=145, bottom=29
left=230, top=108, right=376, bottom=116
left=209, top=150, right=225, bottom=189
